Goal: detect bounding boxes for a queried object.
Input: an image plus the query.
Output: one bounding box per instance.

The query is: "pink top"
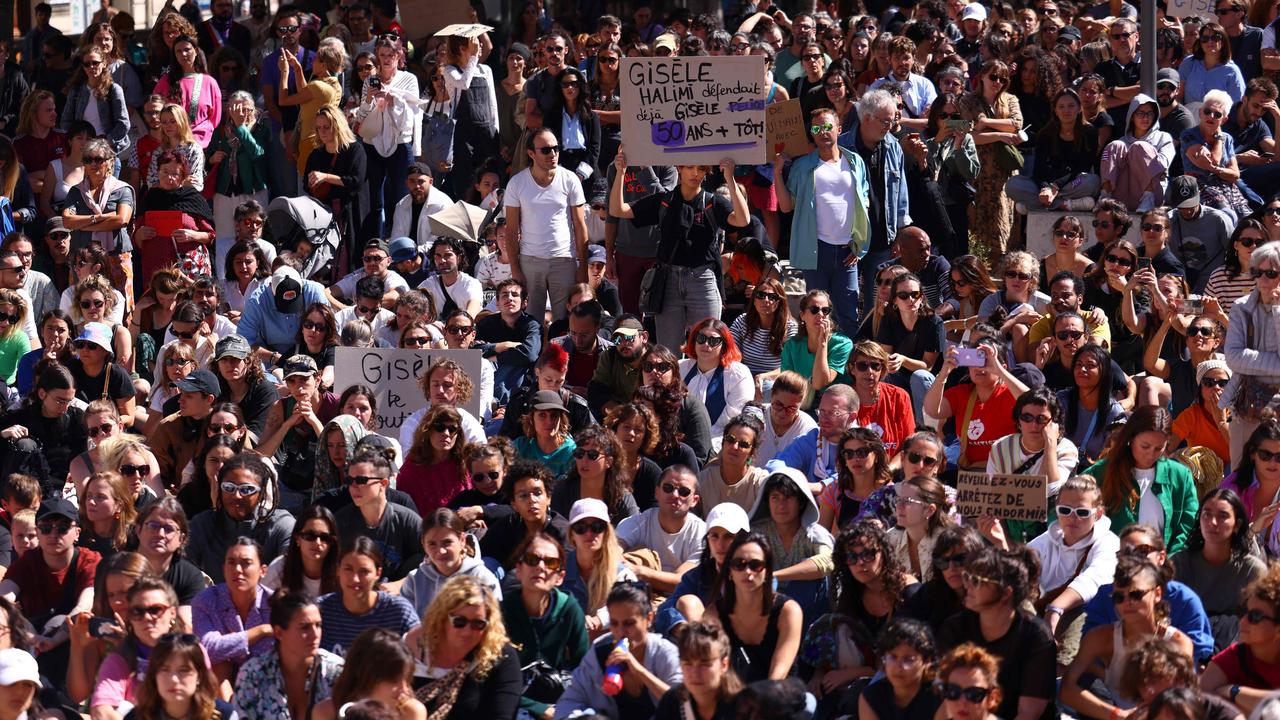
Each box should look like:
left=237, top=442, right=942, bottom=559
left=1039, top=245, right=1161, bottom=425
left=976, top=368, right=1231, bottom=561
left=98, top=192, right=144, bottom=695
left=397, top=459, right=471, bottom=514
left=92, top=643, right=212, bottom=709
left=153, top=73, right=223, bottom=147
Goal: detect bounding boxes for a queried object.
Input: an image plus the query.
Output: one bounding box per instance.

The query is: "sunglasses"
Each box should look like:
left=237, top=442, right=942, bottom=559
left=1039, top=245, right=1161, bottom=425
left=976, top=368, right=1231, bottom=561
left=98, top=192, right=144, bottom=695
left=353, top=304, right=380, bottom=316
left=1200, top=32, right=1225, bottom=41
left=1104, top=254, right=1134, bottom=267
left=990, top=75, right=1009, bottom=84
left=906, top=451, right=939, bottom=466
left=173, top=329, right=197, bottom=340
left=810, top=122, right=834, bottom=134
left=1111, top=587, right=1154, bottom=604
left=1203, top=108, right=1225, bottom=119
left=661, top=482, right=694, bottom=498
left=723, top=435, right=753, bottom=450
left=642, top=361, right=672, bottom=373
left=1239, top=237, right=1264, bottom=248
left=37, top=521, right=73, bottom=535
left=344, top=474, right=386, bottom=486
left=1214, top=4, right=1242, bottom=11
left=695, top=334, right=724, bottom=347
left=471, top=470, right=500, bottom=484
left=938, top=683, right=993, bottom=703
left=895, top=291, right=922, bottom=301
left=731, top=558, right=767, bottom=572
left=84, top=156, right=110, bottom=165
left=932, top=553, right=967, bottom=570
left=572, top=448, right=603, bottom=460
left=298, top=530, right=333, bottom=543
left=572, top=519, right=608, bottom=535
left=87, top=422, right=115, bottom=438
left=302, top=321, right=327, bottom=333
left=80, top=299, right=105, bottom=309
left=1253, top=268, right=1280, bottom=279
left=854, top=360, right=884, bottom=373
left=1200, top=377, right=1230, bottom=388
left=449, top=614, right=489, bottom=631
left=1019, top=413, right=1053, bottom=426
left=208, top=422, right=239, bottom=434
left=83, top=60, right=103, bottom=68
left=119, top=464, right=150, bottom=477
left=840, top=446, right=873, bottom=460
left=129, top=604, right=171, bottom=619
left=431, top=422, right=460, bottom=435
left=520, top=552, right=563, bottom=572
left=163, top=357, right=193, bottom=367
left=1092, top=219, right=1114, bottom=229
left=560, top=81, right=581, bottom=89
left=844, top=548, right=878, bottom=564
left=753, top=290, right=780, bottom=302
left=1265, top=207, right=1280, bottom=216
left=1004, top=270, right=1033, bottom=282
left=1056, top=505, right=1094, bottom=518
left=1056, top=330, right=1085, bottom=341
left=802, top=53, right=823, bottom=61
left=276, top=25, right=299, bottom=34
left=220, top=482, right=261, bottom=497
left=1053, top=229, right=1080, bottom=239
left=807, top=305, right=833, bottom=316
left=598, top=56, right=619, bottom=64
left=1141, top=223, right=1166, bottom=232
left=0, top=312, right=16, bottom=325
left=1111, top=31, right=1135, bottom=40
left=402, top=336, right=430, bottom=347
left=535, top=145, right=560, bottom=155
left=1186, top=326, right=1216, bottom=337
left=1246, top=608, right=1280, bottom=624
left=446, top=325, right=474, bottom=335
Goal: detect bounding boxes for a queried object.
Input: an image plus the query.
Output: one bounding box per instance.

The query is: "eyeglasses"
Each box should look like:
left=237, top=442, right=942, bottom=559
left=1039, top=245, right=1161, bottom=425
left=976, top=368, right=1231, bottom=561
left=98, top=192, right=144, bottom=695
left=129, top=604, right=172, bottom=620
left=220, top=481, right=261, bottom=497
left=37, top=521, right=73, bottom=535
left=87, top=423, right=115, bottom=438
left=572, top=519, right=608, bottom=535
left=810, top=122, right=834, bottom=134
left=1053, top=229, right=1080, bottom=239
left=1245, top=608, right=1280, bottom=624
left=1004, top=270, right=1033, bottom=282
left=1203, top=108, right=1225, bottom=119
left=642, top=361, right=672, bottom=374
left=207, top=422, right=240, bottom=434
left=895, top=495, right=927, bottom=508
left=572, top=448, right=603, bottom=460
left=84, top=156, right=109, bottom=165
left=723, top=435, right=753, bottom=450
left=844, top=548, right=878, bottom=565
left=471, top=470, right=500, bottom=484
left=302, top=321, right=326, bottom=332
left=938, top=683, right=994, bottom=703
left=1252, top=268, right=1280, bottom=280
left=144, top=520, right=180, bottom=535
left=841, top=446, right=873, bottom=460
left=895, top=291, right=923, bottom=301
left=535, top=145, right=560, bottom=155
left=1056, top=505, right=1094, bottom=519
left=344, top=474, right=386, bottom=486
left=1187, top=326, right=1216, bottom=337
left=1056, top=330, right=1086, bottom=341
left=661, top=482, right=694, bottom=498
left=1111, top=587, right=1155, bottom=604
left=80, top=299, right=105, bottom=309
left=119, top=464, right=150, bottom=477
left=446, top=325, right=474, bottom=335
left=431, top=422, right=460, bottom=435
left=1104, top=254, right=1135, bottom=268
left=932, top=553, right=967, bottom=570
left=807, top=305, right=833, bottom=316
left=962, top=571, right=999, bottom=586
left=694, top=334, right=724, bottom=347
left=905, top=451, right=939, bottom=466
left=731, top=558, right=767, bottom=572
left=854, top=360, right=884, bottom=373
left=298, top=530, right=332, bottom=543
left=1201, top=377, right=1230, bottom=388
left=520, top=552, right=563, bottom=572
left=753, top=290, right=780, bottom=302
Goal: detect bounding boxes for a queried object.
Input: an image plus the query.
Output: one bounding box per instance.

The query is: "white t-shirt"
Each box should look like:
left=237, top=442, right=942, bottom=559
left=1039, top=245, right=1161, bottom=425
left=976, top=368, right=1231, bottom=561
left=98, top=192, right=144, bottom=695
left=615, top=508, right=706, bottom=573
left=1135, top=467, right=1165, bottom=534
left=814, top=156, right=854, bottom=245
left=418, top=272, right=483, bottom=314
left=503, top=167, right=585, bottom=259
left=334, top=305, right=395, bottom=337
left=60, top=286, right=126, bottom=326
left=335, top=269, right=410, bottom=299
left=262, top=555, right=321, bottom=598
left=759, top=411, right=819, bottom=462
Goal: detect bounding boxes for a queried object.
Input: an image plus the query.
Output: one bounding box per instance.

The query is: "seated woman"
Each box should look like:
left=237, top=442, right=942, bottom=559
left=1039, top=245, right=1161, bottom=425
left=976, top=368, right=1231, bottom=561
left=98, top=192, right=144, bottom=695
left=513, top=390, right=577, bottom=479
left=901, top=525, right=987, bottom=631
left=1099, top=94, right=1174, bottom=212
left=1059, top=343, right=1130, bottom=466
left=70, top=275, right=133, bottom=381
left=311, top=414, right=369, bottom=503
left=1083, top=405, right=1201, bottom=554
left=1204, top=219, right=1266, bottom=311
left=747, top=469, right=836, bottom=621
left=550, top=426, right=639, bottom=525
left=399, top=508, right=502, bottom=618
left=1005, top=88, right=1101, bottom=212
left=262, top=504, right=340, bottom=599
left=656, top=503, right=750, bottom=635
left=886, top=475, right=950, bottom=579
left=855, top=431, right=954, bottom=527
left=90, top=576, right=188, bottom=720
left=68, top=399, right=126, bottom=495
left=1144, top=314, right=1225, bottom=421
left=1179, top=488, right=1269, bottom=652
left=66, top=552, right=150, bottom=704
left=399, top=405, right=470, bottom=513
left=191, top=538, right=273, bottom=684
left=312, top=629, right=426, bottom=720
left=924, top=336, right=1030, bottom=471
left=653, top=621, right=742, bottom=720
left=817, top=428, right=892, bottom=535
left=936, top=643, right=1007, bottom=720
left=96, top=433, right=164, bottom=504
left=555, top=581, right=682, bottom=720
left=938, top=257, right=997, bottom=342
left=1061, top=555, right=1196, bottom=718
left=854, top=264, right=909, bottom=342
left=1181, top=90, right=1251, bottom=222
left=16, top=309, right=73, bottom=397
left=703, top=532, right=803, bottom=683
left=729, top=277, right=796, bottom=378
left=602, top=403, right=665, bottom=510
left=637, top=344, right=713, bottom=463
left=232, top=592, right=344, bottom=720
left=317, top=537, right=419, bottom=655
left=501, top=532, right=590, bottom=718
left=697, top=414, right=769, bottom=515
left=407, top=576, right=522, bottom=719
left=781, top=290, right=851, bottom=402
left=856, top=618, right=943, bottom=720
left=0, top=290, right=29, bottom=386
left=677, top=319, right=753, bottom=446
left=125, top=632, right=234, bottom=720
left=977, top=251, right=1050, bottom=349
left=1038, top=218, right=1096, bottom=291
left=76, top=469, right=137, bottom=560
left=876, top=272, right=944, bottom=427
left=985, top=387, right=1080, bottom=543
left=133, top=150, right=215, bottom=289
left=564, top=499, right=636, bottom=637
left=142, top=340, right=196, bottom=436
left=1171, top=360, right=1232, bottom=465
left=1086, top=239, right=1145, bottom=375
left=274, top=302, right=338, bottom=391
left=61, top=138, right=135, bottom=306
left=1200, top=562, right=1280, bottom=714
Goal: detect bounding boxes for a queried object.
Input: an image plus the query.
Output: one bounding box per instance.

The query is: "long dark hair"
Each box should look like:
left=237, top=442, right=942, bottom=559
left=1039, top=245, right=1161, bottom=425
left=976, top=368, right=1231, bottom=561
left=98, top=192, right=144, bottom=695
left=1040, top=88, right=1089, bottom=154
left=1101, top=405, right=1174, bottom=513
left=1226, top=218, right=1268, bottom=278
left=1184, top=487, right=1253, bottom=558
left=926, top=91, right=963, bottom=136
left=949, top=255, right=996, bottom=307
left=708, top=532, right=775, bottom=618
left=281, top=505, right=340, bottom=596
left=743, top=277, right=792, bottom=356
left=832, top=521, right=910, bottom=617
left=924, top=524, right=986, bottom=590
left=26, top=361, right=74, bottom=413
left=633, top=385, right=686, bottom=458
left=965, top=544, right=1041, bottom=610
left=1229, top=419, right=1280, bottom=500
left=836, top=427, right=891, bottom=494
left=331, top=629, right=414, bottom=706
left=551, top=66, right=594, bottom=122
left=163, top=34, right=208, bottom=90
left=1063, top=343, right=1117, bottom=437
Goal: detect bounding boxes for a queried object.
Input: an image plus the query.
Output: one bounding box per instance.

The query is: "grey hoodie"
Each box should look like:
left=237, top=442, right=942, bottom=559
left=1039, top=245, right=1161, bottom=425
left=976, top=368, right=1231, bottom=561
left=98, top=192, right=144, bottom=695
left=1119, top=94, right=1176, bottom=198
left=399, top=554, right=503, bottom=617
left=748, top=468, right=835, bottom=572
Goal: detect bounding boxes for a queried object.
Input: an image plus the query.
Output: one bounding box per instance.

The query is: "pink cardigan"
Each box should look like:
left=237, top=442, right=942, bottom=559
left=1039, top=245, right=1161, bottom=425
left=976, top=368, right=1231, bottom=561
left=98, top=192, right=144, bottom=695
left=154, top=73, right=223, bottom=148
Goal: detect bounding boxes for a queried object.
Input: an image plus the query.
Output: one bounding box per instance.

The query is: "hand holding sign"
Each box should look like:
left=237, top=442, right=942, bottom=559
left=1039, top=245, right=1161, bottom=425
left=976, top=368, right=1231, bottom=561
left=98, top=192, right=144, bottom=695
left=956, top=471, right=1049, bottom=523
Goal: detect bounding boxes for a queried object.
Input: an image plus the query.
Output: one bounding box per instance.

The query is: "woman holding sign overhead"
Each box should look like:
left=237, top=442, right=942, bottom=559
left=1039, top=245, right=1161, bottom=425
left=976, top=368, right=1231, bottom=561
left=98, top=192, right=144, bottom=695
left=609, top=150, right=751, bottom=351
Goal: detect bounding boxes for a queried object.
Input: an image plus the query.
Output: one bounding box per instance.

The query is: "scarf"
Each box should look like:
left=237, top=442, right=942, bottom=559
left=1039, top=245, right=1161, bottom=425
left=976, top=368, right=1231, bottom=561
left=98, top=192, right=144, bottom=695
left=415, top=663, right=469, bottom=719
left=78, top=174, right=130, bottom=252
left=139, top=185, right=215, bottom=223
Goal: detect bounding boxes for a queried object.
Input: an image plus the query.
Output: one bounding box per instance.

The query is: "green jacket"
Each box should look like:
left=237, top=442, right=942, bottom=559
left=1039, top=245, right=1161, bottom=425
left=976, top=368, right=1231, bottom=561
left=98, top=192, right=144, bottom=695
left=501, top=588, right=589, bottom=717
left=1082, top=457, right=1200, bottom=555
left=206, top=121, right=269, bottom=196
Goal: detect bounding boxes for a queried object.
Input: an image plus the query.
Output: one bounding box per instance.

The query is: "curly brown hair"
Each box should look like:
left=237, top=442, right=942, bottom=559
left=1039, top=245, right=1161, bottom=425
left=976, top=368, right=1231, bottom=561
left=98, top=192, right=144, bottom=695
left=1248, top=562, right=1280, bottom=616
left=604, top=402, right=660, bottom=459
left=936, top=644, right=1004, bottom=709
left=407, top=404, right=466, bottom=470
left=418, top=359, right=473, bottom=404
left=832, top=521, right=911, bottom=618
left=1117, top=638, right=1197, bottom=701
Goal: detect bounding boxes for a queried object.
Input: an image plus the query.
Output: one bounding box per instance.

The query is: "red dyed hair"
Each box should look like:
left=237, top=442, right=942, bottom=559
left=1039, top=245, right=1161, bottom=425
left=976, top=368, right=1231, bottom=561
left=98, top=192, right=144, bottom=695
left=681, top=318, right=742, bottom=366
left=536, top=343, right=570, bottom=373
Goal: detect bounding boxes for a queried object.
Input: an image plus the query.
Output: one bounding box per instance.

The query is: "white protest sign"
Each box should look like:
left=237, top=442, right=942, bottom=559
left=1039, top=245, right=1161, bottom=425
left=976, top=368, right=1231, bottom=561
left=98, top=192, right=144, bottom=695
left=1168, top=0, right=1213, bottom=19
left=334, top=347, right=485, bottom=438
left=620, top=56, right=768, bottom=166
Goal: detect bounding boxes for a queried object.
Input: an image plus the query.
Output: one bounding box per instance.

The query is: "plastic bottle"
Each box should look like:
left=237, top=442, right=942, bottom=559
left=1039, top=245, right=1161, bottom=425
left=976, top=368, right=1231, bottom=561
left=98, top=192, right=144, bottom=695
left=601, top=637, right=629, bottom=696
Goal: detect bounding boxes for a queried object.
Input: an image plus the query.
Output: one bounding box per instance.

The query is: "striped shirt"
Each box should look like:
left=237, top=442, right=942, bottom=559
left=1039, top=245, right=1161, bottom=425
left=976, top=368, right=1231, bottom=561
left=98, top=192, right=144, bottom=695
left=317, top=591, right=420, bottom=656
left=1203, top=267, right=1254, bottom=310
left=984, top=433, right=1081, bottom=498
left=730, top=313, right=798, bottom=374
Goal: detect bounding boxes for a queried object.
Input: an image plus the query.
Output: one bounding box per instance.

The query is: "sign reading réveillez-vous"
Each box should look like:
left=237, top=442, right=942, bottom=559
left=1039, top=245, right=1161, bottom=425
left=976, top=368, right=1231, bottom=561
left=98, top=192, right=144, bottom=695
left=620, top=56, right=768, bottom=166
left=955, top=471, right=1049, bottom=522
left=334, top=347, right=485, bottom=438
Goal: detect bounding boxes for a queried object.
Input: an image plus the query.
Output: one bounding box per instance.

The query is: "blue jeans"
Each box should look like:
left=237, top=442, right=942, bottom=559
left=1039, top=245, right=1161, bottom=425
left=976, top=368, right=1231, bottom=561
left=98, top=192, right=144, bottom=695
left=802, top=242, right=861, bottom=338
left=361, top=142, right=411, bottom=239
left=885, top=367, right=935, bottom=428
left=654, top=264, right=722, bottom=350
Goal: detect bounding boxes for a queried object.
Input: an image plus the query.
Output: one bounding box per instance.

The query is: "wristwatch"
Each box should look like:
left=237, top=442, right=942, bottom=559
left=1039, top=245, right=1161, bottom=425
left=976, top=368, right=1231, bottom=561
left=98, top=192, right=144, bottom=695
left=1230, top=685, right=1242, bottom=703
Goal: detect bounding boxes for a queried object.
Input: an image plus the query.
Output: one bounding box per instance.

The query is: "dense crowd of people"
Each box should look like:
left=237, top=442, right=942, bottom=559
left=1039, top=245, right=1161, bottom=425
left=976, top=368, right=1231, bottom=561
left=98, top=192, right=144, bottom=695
left=0, top=0, right=1279, bottom=718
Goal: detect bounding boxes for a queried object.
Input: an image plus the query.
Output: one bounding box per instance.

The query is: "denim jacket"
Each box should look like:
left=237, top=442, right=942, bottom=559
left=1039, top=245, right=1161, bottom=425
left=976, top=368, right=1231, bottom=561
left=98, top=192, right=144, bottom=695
left=838, top=120, right=911, bottom=255
left=61, top=83, right=130, bottom=155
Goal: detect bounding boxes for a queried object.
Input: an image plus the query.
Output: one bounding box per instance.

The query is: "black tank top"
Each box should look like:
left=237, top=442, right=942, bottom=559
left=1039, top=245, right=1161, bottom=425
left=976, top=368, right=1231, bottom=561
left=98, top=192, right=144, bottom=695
left=720, top=593, right=791, bottom=684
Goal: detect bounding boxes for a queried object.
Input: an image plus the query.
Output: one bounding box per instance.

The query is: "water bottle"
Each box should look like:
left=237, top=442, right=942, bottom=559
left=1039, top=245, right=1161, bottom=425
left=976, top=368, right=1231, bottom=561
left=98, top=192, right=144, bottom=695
left=601, top=637, right=629, bottom=696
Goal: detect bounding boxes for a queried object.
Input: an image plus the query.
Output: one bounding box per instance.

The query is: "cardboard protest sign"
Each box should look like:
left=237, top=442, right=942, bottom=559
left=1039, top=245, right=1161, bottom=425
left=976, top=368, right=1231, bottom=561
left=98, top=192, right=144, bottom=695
left=955, top=471, right=1049, bottom=522
left=399, top=0, right=473, bottom=42
left=766, top=99, right=813, bottom=159
left=620, top=56, right=768, bottom=166
left=334, top=347, right=484, bottom=438
left=1167, top=0, right=1213, bottom=19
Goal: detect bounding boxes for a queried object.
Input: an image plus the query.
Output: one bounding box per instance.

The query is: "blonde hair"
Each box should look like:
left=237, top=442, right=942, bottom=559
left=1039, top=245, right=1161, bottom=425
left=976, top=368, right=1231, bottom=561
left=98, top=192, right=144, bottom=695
left=315, top=105, right=355, bottom=151
left=72, top=275, right=117, bottom=323
left=421, top=576, right=509, bottom=679
left=316, top=44, right=344, bottom=75
left=15, top=91, right=55, bottom=136
left=0, top=288, right=27, bottom=340
left=97, top=435, right=153, bottom=475
left=582, top=522, right=625, bottom=615
left=159, top=102, right=197, bottom=147
left=79, top=470, right=139, bottom=548
left=85, top=398, right=121, bottom=423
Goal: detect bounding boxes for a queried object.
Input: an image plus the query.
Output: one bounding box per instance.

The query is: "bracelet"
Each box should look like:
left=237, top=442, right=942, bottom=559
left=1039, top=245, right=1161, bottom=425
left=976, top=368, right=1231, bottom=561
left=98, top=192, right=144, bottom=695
left=1045, top=606, right=1065, bottom=617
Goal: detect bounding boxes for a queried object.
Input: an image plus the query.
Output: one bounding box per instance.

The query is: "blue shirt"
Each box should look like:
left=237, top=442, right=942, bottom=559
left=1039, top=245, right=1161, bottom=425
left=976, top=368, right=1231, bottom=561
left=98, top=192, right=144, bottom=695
left=1177, top=57, right=1246, bottom=104
left=259, top=46, right=315, bottom=131
left=1179, top=125, right=1239, bottom=182
left=870, top=72, right=938, bottom=118
left=237, top=279, right=329, bottom=353
left=1223, top=113, right=1273, bottom=154
left=765, top=428, right=838, bottom=485
left=1083, top=580, right=1214, bottom=663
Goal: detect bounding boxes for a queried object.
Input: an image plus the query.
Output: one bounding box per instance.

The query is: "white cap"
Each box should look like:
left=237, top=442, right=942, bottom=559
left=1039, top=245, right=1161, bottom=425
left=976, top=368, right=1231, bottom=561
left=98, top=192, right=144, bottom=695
left=960, top=3, right=988, bottom=21
left=0, top=649, right=40, bottom=687
left=704, top=503, right=750, bottom=535
left=568, top=498, right=610, bottom=526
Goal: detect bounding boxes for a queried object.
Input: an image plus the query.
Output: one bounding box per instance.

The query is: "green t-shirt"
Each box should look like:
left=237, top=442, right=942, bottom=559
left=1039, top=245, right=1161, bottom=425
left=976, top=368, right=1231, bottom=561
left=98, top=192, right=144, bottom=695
left=780, top=333, right=852, bottom=392
left=0, top=331, right=31, bottom=385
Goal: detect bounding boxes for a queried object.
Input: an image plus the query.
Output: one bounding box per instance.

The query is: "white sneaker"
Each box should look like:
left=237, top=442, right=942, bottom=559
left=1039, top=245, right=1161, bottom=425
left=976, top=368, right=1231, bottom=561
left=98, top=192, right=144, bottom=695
left=1099, top=190, right=1113, bottom=201
left=1136, top=191, right=1155, bottom=212
left=1066, top=197, right=1096, bottom=211
left=1015, top=202, right=1029, bottom=215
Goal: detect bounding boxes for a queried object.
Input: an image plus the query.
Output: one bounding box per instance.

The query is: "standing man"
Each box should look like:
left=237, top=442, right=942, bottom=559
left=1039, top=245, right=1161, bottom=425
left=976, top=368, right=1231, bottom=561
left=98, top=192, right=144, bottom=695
left=776, top=107, right=870, bottom=339
left=776, top=13, right=822, bottom=84
left=523, top=32, right=572, bottom=132
left=1099, top=19, right=1143, bottom=127
left=390, top=163, right=452, bottom=248
left=504, top=127, right=589, bottom=323
left=198, top=0, right=253, bottom=64
left=259, top=9, right=314, bottom=197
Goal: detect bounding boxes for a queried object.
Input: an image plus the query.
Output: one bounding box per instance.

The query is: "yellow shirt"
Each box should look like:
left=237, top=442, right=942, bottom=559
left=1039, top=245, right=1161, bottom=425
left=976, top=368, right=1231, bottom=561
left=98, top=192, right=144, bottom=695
left=1026, top=310, right=1111, bottom=348
left=295, top=76, right=341, bottom=174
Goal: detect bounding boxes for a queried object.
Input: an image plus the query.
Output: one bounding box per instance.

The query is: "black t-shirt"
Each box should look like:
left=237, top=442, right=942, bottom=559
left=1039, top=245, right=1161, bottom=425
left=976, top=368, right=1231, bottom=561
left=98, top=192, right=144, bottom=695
left=334, top=501, right=423, bottom=581
left=65, top=358, right=133, bottom=404
left=876, top=313, right=946, bottom=371
left=629, top=190, right=731, bottom=268
left=1098, top=57, right=1142, bottom=129
left=938, top=610, right=1058, bottom=720
left=409, top=201, right=425, bottom=242
left=164, top=557, right=207, bottom=604
left=1042, top=357, right=1130, bottom=397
